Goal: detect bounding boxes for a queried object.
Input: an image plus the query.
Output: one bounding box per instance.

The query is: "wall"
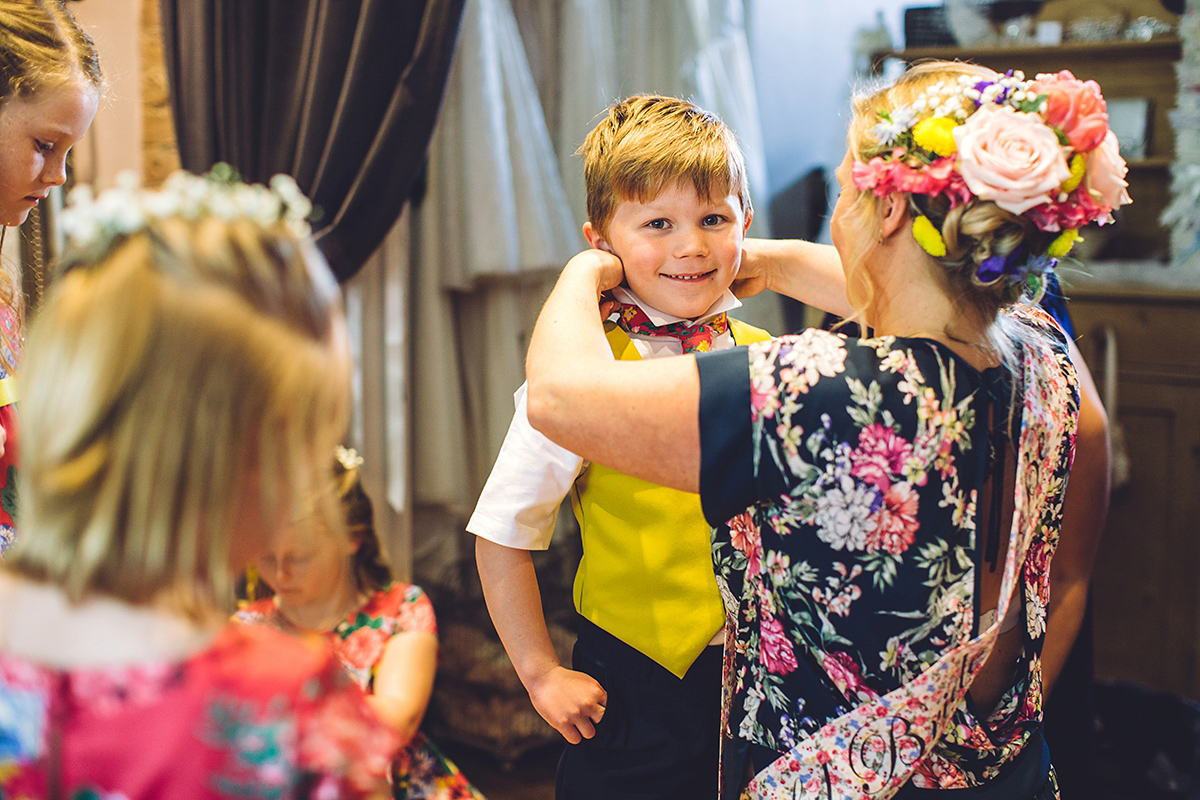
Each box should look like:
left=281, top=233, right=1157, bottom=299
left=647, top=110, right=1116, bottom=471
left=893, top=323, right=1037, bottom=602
left=748, top=0, right=911, bottom=228
left=71, top=0, right=143, bottom=189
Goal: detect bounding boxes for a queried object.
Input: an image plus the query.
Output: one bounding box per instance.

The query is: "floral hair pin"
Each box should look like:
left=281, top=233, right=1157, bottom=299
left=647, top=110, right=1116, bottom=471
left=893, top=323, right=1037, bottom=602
left=335, top=446, right=364, bottom=471
left=853, top=70, right=1132, bottom=286
left=60, top=164, right=316, bottom=253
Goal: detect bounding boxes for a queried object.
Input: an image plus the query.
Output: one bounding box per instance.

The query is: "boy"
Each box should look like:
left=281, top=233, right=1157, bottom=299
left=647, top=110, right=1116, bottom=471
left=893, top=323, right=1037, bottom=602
left=468, top=94, right=770, bottom=800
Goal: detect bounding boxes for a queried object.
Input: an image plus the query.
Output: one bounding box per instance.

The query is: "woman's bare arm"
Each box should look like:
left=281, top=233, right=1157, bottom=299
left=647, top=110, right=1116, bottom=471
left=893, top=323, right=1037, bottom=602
left=524, top=249, right=701, bottom=492
left=368, top=629, right=439, bottom=748
left=1042, top=341, right=1110, bottom=693
left=737, top=238, right=853, bottom=317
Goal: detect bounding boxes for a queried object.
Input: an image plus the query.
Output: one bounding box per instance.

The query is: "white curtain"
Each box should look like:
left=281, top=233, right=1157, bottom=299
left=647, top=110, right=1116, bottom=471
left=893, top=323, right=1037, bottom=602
left=409, top=0, right=580, bottom=585
left=344, top=209, right=414, bottom=580
left=350, top=0, right=775, bottom=586
left=555, top=0, right=771, bottom=240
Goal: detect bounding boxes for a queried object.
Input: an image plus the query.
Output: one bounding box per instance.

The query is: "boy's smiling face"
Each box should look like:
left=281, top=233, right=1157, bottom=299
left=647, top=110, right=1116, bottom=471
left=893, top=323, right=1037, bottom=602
left=584, top=181, right=752, bottom=320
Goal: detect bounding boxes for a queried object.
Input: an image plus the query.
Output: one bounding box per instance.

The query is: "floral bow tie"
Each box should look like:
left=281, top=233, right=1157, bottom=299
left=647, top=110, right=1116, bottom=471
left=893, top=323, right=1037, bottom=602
left=614, top=303, right=729, bottom=354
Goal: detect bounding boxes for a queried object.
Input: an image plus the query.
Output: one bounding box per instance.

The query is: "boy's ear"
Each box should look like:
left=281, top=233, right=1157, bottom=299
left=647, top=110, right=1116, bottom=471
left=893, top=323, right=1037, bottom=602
left=741, top=207, right=754, bottom=235
left=582, top=221, right=612, bottom=253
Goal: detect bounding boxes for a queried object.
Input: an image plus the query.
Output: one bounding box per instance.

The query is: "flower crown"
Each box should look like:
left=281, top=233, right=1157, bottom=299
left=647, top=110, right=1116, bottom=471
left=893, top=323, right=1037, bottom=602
left=853, top=69, right=1132, bottom=286
left=335, top=445, right=364, bottom=472
left=60, top=164, right=315, bottom=252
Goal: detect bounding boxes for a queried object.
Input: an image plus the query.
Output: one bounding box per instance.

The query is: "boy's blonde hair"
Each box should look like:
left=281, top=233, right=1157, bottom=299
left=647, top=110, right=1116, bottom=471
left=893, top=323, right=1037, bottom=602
left=8, top=212, right=350, bottom=620
left=580, top=94, right=751, bottom=236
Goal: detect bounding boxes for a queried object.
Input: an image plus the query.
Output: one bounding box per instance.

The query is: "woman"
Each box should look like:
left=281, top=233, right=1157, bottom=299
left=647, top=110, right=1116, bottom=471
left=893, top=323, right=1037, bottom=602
left=0, top=0, right=102, bottom=549
left=525, top=62, right=1129, bottom=798
left=0, top=169, right=395, bottom=798
left=238, top=448, right=487, bottom=800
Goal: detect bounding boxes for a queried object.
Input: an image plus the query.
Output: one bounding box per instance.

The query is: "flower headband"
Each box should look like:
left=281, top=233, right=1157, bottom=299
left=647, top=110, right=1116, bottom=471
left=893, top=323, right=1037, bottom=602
left=60, top=164, right=316, bottom=252
left=853, top=70, right=1132, bottom=286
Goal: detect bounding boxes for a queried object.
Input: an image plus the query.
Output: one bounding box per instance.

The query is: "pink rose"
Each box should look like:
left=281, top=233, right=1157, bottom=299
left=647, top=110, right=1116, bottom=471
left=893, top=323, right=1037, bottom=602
left=759, top=613, right=799, bottom=675
left=850, top=423, right=914, bottom=491
left=866, top=482, right=919, bottom=556
left=953, top=105, right=1071, bottom=215
left=339, top=626, right=387, bottom=671
left=729, top=511, right=762, bottom=576
left=822, top=650, right=868, bottom=698
left=1085, top=129, right=1131, bottom=210
left=1028, top=187, right=1111, bottom=232
left=1029, top=70, right=1109, bottom=153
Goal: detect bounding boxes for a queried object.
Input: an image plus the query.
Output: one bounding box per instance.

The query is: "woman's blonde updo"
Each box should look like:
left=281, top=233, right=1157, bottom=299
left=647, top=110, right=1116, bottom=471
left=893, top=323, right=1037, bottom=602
left=844, top=62, right=1057, bottom=328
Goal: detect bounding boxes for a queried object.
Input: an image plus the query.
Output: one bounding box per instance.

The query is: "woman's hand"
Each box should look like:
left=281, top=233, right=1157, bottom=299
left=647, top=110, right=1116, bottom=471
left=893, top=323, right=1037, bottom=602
left=736, top=238, right=854, bottom=317
left=731, top=238, right=777, bottom=299
left=566, top=247, right=625, bottom=295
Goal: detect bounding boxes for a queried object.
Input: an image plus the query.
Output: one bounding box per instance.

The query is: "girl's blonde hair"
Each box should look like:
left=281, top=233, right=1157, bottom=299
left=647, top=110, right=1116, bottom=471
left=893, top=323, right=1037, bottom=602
left=0, top=0, right=102, bottom=104
left=841, top=62, right=1057, bottom=358
left=7, top=214, right=351, bottom=620
left=0, top=0, right=105, bottom=373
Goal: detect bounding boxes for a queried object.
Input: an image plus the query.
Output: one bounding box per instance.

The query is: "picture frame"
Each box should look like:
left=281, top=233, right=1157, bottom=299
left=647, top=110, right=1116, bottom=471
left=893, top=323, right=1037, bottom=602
left=1106, top=97, right=1152, bottom=160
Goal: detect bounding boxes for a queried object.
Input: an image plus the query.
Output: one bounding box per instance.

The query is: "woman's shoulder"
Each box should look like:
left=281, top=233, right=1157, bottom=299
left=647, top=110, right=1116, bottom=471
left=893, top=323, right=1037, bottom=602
left=747, top=328, right=963, bottom=402
left=355, top=582, right=437, bottom=635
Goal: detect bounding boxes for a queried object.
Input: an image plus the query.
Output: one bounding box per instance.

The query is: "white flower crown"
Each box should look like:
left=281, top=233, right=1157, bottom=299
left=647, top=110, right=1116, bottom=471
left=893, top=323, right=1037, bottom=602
left=60, top=165, right=315, bottom=251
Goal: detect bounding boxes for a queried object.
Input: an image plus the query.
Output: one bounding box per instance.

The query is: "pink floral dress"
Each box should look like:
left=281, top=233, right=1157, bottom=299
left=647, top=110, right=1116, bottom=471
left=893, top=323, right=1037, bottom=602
left=237, top=583, right=486, bottom=800
left=0, top=623, right=396, bottom=799
left=696, top=307, right=1078, bottom=798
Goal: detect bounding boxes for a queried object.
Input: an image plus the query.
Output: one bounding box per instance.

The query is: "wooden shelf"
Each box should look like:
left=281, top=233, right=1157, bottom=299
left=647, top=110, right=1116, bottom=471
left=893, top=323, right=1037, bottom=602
left=1127, top=156, right=1173, bottom=169
left=876, top=37, right=1182, bottom=67
left=871, top=39, right=1182, bottom=260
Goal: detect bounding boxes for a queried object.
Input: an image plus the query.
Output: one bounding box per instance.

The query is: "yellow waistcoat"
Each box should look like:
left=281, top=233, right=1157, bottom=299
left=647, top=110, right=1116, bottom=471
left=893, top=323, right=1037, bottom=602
left=570, top=318, right=771, bottom=677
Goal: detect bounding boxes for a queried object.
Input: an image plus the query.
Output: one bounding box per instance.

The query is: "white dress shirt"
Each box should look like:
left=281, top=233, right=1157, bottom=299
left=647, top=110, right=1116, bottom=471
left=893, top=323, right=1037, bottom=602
left=466, top=286, right=743, bottom=549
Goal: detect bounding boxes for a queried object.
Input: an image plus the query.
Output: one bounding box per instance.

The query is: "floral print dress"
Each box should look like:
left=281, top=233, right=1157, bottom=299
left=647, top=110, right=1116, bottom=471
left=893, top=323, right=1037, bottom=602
left=696, top=307, right=1078, bottom=798
left=0, top=623, right=396, bottom=799
left=237, top=583, right=486, bottom=800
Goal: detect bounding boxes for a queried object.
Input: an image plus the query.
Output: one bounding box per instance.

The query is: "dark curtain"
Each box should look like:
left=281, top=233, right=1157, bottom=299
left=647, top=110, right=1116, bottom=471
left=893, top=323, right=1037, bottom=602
left=159, top=0, right=465, bottom=281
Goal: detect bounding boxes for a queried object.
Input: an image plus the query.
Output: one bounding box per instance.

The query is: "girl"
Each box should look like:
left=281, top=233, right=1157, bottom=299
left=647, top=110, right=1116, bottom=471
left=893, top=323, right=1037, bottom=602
left=239, top=448, right=487, bottom=800
left=0, top=0, right=103, bottom=549
left=0, top=169, right=396, bottom=798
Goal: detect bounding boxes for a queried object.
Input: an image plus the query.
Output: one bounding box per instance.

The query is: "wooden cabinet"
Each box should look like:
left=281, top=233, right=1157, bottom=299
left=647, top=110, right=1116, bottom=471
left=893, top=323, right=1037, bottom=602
left=875, top=38, right=1182, bottom=260
left=870, top=39, right=1200, bottom=697
left=1067, top=287, right=1200, bottom=700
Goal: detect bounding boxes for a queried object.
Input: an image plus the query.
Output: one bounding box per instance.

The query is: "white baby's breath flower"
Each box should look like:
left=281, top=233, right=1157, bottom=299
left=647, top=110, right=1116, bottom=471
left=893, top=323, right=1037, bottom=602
left=57, top=166, right=315, bottom=253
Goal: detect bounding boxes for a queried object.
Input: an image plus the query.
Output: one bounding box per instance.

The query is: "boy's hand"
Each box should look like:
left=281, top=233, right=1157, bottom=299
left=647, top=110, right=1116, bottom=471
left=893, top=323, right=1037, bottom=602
left=527, top=665, right=608, bottom=744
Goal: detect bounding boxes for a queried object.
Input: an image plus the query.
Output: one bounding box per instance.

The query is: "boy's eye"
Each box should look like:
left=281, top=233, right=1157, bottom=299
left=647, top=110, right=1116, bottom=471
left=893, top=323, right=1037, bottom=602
left=702, top=214, right=726, bottom=226
left=646, top=219, right=669, bottom=230
left=35, top=140, right=54, bottom=154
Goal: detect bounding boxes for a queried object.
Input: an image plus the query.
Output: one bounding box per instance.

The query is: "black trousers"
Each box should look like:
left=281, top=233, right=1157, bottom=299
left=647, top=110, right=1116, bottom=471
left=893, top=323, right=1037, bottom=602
left=556, top=617, right=723, bottom=800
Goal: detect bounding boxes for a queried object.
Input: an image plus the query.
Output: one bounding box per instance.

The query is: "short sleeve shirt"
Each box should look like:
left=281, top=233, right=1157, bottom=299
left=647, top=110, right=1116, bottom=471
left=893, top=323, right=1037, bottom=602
left=695, top=310, right=1078, bottom=787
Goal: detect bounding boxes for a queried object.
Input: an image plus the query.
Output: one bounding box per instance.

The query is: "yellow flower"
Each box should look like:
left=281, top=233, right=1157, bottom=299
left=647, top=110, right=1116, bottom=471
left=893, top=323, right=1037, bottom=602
left=912, top=117, right=959, bottom=157
left=1047, top=228, right=1082, bottom=258
left=1060, top=154, right=1086, bottom=193
left=912, top=215, right=947, bottom=257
